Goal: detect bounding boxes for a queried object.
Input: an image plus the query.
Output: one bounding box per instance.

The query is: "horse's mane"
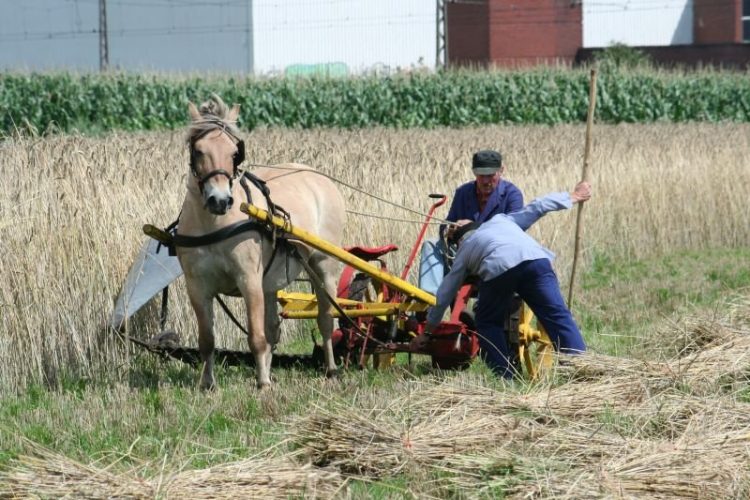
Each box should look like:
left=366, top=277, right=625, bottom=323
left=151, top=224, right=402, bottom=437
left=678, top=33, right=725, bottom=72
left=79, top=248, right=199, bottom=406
left=186, top=93, right=241, bottom=144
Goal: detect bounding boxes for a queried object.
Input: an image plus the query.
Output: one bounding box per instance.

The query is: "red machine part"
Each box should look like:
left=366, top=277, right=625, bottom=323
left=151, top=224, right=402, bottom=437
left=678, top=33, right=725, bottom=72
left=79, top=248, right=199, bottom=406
left=420, top=320, right=479, bottom=370
left=330, top=192, right=481, bottom=371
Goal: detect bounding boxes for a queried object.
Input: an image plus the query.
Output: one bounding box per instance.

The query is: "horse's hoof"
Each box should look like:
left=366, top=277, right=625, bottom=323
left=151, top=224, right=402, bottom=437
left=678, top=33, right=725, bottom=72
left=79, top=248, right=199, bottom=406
left=257, top=381, right=272, bottom=391
left=325, top=368, right=339, bottom=379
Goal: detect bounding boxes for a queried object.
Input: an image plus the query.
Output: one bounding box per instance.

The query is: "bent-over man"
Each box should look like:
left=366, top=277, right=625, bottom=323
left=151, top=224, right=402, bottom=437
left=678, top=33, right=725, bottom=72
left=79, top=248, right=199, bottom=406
left=415, top=181, right=592, bottom=378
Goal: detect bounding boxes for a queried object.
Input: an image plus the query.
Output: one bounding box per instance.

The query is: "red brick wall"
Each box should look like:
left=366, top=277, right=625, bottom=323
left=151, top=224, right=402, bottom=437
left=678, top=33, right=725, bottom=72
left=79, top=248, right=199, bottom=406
left=488, top=0, right=582, bottom=67
left=447, top=2, right=490, bottom=67
left=694, top=0, right=742, bottom=44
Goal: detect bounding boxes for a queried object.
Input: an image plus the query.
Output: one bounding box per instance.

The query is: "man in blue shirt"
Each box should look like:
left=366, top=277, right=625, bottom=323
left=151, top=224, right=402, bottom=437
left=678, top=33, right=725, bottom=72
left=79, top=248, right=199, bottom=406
left=444, top=149, right=524, bottom=240
left=419, top=150, right=523, bottom=294
left=416, top=181, right=591, bottom=378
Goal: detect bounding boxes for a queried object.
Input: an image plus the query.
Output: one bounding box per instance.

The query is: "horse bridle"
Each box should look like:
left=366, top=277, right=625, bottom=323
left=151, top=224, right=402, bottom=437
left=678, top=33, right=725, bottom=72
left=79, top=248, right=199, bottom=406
left=189, top=126, right=246, bottom=193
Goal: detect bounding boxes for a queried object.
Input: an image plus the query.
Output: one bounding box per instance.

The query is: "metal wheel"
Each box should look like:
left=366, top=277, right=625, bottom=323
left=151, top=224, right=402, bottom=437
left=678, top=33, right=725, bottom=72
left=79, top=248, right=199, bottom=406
left=517, top=303, right=554, bottom=380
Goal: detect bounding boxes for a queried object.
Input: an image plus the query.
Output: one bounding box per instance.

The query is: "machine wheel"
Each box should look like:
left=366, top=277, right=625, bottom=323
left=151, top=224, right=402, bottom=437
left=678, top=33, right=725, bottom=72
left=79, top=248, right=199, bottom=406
left=517, top=303, right=554, bottom=380
left=460, top=298, right=551, bottom=379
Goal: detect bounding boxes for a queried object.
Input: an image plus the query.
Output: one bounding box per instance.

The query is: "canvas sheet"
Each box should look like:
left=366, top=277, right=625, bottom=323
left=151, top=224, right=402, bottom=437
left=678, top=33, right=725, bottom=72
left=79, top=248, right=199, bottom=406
left=111, top=239, right=183, bottom=330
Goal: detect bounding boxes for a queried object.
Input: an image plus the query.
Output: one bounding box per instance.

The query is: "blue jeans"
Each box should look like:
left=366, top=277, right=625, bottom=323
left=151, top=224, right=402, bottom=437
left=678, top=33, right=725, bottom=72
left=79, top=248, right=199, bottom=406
left=475, top=258, right=586, bottom=378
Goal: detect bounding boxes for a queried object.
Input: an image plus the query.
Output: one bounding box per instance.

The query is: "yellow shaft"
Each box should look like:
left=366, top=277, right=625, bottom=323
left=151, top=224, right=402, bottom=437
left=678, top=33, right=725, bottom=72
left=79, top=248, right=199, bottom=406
left=240, top=202, right=436, bottom=306
left=284, top=307, right=398, bottom=319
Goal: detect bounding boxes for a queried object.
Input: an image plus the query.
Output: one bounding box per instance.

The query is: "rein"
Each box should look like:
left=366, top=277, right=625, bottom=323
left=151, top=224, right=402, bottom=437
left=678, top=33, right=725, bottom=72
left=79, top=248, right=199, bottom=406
left=244, top=162, right=453, bottom=226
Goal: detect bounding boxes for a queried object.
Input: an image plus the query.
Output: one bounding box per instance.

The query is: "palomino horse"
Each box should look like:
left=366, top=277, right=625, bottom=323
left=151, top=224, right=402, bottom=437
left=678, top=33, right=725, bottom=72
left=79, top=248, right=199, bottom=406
left=176, top=95, right=345, bottom=389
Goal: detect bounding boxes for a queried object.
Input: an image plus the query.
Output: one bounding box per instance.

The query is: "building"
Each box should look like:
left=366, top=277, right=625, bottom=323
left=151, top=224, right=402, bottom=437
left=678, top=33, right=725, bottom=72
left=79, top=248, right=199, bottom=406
left=0, top=0, right=436, bottom=74
left=447, top=0, right=750, bottom=68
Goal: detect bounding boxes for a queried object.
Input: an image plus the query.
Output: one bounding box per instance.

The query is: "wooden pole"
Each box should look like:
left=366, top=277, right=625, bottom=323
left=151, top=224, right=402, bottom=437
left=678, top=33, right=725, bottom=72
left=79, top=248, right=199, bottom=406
left=567, top=68, right=597, bottom=308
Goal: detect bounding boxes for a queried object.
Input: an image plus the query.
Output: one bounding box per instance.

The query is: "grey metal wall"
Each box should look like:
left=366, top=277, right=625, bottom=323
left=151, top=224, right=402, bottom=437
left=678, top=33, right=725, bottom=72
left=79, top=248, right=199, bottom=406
left=0, top=0, right=435, bottom=74
left=0, top=0, right=250, bottom=72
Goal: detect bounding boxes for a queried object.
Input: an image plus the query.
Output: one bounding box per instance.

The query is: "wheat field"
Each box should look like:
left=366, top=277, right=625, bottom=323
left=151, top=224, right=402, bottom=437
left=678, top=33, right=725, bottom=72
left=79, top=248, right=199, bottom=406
left=1, top=122, right=748, bottom=396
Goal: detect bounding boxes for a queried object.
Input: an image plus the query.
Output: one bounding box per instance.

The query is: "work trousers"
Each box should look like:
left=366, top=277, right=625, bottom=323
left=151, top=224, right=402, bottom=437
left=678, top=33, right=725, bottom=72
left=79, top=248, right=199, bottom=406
left=475, top=258, right=586, bottom=378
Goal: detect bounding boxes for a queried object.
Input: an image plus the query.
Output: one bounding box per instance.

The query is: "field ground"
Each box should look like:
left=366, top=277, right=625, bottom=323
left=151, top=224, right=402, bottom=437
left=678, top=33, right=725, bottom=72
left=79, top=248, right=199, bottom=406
left=1, top=122, right=749, bottom=497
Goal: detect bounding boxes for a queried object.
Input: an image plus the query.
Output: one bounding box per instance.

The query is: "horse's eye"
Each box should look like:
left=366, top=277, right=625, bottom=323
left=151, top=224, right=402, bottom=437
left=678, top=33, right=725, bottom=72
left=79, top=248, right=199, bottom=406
left=190, top=150, right=203, bottom=169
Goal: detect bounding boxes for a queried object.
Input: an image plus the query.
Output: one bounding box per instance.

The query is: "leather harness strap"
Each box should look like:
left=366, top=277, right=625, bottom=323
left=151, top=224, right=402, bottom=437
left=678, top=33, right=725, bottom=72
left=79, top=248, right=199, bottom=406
left=171, top=219, right=266, bottom=248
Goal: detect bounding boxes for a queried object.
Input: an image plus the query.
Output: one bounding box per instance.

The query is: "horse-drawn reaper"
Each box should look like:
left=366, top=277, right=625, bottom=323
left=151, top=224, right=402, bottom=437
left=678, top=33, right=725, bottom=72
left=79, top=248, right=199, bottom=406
left=112, top=95, right=554, bottom=389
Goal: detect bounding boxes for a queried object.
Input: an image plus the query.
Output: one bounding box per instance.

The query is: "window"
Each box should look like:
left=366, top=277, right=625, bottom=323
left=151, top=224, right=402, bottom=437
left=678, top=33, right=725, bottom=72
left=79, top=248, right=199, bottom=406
left=745, top=0, right=750, bottom=42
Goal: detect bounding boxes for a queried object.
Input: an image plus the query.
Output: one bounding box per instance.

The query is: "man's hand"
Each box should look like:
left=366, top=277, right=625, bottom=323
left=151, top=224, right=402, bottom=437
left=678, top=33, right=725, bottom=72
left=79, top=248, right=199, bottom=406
left=571, top=181, right=592, bottom=204
left=409, top=333, right=431, bottom=352
left=445, top=219, right=473, bottom=240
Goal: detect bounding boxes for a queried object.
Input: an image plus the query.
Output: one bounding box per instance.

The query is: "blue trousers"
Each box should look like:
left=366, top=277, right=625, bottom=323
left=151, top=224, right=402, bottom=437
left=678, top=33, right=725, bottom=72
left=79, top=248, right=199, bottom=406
left=475, top=258, right=586, bottom=378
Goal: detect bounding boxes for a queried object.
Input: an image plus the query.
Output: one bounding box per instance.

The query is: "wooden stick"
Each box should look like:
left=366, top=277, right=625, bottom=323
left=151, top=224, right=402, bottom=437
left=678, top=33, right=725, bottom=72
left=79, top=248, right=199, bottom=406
left=567, top=68, right=598, bottom=308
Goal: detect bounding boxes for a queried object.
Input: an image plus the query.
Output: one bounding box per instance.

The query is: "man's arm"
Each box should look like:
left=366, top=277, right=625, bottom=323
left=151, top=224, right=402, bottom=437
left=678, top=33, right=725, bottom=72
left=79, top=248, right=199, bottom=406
left=425, top=251, right=470, bottom=330
left=505, top=184, right=524, bottom=213
left=507, top=181, right=591, bottom=231
left=440, top=188, right=463, bottom=239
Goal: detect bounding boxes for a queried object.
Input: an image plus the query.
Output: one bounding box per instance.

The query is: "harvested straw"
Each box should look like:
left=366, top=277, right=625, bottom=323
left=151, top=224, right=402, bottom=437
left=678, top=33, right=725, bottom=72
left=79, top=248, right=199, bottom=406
left=728, top=294, right=750, bottom=327
left=640, top=315, right=737, bottom=359
left=554, top=352, right=671, bottom=381
left=0, top=445, right=155, bottom=499
left=289, top=392, right=540, bottom=477
left=0, top=446, right=343, bottom=499
left=161, top=454, right=343, bottom=499
left=405, top=375, right=652, bottom=420
left=665, top=327, right=750, bottom=392
left=502, top=425, right=748, bottom=499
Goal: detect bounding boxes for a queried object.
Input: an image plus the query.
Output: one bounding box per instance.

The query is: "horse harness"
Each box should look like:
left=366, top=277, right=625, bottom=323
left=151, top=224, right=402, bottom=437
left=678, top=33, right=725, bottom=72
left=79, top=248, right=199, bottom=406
left=188, top=121, right=246, bottom=194
left=152, top=131, right=297, bottom=337
left=163, top=125, right=293, bottom=273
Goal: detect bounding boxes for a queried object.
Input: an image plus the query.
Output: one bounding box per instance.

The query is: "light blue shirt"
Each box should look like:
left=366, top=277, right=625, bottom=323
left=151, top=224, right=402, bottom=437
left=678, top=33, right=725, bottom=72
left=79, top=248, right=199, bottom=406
left=426, top=192, right=573, bottom=327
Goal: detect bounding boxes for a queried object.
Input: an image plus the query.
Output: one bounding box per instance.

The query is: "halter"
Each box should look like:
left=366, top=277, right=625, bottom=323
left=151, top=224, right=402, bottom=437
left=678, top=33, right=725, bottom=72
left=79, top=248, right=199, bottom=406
left=188, top=123, right=246, bottom=193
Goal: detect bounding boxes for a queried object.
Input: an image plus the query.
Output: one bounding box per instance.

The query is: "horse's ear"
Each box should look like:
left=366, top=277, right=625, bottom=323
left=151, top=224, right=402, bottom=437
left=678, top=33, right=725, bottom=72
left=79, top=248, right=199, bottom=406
left=188, top=101, right=202, bottom=122
left=227, top=104, right=241, bottom=123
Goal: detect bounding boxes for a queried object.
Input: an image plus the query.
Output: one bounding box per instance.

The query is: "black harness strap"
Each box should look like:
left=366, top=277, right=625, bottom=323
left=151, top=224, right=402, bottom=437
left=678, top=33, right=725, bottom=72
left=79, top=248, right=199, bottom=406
left=171, top=171, right=277, bottom=249
left=172, top=219, right=266, bottom=248
left=152, top=164, right=298, bottom=338
left=216, top=295, right=250, bottom=336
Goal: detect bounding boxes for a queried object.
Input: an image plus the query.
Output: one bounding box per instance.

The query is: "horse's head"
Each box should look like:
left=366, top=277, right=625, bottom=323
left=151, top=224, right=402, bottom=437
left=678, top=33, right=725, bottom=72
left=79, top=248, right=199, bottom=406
left=186, top=95, right=245, bottom=215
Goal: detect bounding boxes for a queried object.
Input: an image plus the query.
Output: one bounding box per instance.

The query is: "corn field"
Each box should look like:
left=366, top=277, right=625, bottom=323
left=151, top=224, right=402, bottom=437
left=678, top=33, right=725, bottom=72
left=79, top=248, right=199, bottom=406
left=1, top=68, right=749, bottom=135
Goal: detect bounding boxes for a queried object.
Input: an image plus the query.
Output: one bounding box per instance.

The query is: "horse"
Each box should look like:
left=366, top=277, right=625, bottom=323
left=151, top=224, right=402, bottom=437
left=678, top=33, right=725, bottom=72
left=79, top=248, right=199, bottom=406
left=175, top=94, right=346, bottom=390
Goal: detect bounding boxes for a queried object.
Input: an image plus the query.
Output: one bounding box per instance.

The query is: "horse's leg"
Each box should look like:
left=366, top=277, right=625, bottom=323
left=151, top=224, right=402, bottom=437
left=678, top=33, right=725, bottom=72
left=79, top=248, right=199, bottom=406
left=186, top=282, right=216, bottom=391
left=309, top=254, right=339, bottom=377
left=263, top=291, right=282, bottom=376
left=239, top=283, right=272, bottom=388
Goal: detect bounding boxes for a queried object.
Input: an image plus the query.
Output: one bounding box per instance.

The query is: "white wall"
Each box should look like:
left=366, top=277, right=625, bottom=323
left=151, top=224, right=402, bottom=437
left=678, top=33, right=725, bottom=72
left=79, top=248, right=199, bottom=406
left=252, top=0, right=436, bottom=74
left=583, top=0, right=693, bottom=48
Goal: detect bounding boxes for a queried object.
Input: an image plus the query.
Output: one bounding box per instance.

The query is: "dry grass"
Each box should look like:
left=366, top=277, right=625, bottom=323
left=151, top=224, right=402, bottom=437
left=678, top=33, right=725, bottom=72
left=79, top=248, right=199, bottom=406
left=1, top=122, right=749, bottom=396
left=0, top=443, right=343, bottom=499
left=280, top=307, right=750, bottom=498
left=2, top=303, right=750, bottom=498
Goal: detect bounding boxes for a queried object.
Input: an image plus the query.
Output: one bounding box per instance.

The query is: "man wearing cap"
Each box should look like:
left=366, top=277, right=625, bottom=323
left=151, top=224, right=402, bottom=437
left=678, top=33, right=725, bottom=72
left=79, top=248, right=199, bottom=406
left=414, top=181, right=592, bottom=379
left=444, top=150, right=524, bottom=241
left=419, top=149, right=523, bottom=294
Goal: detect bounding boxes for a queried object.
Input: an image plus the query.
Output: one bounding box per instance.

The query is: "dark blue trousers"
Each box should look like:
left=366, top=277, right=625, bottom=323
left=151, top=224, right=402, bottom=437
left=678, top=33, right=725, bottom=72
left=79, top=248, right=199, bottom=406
left=475, top=258, right=586, bottom=378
